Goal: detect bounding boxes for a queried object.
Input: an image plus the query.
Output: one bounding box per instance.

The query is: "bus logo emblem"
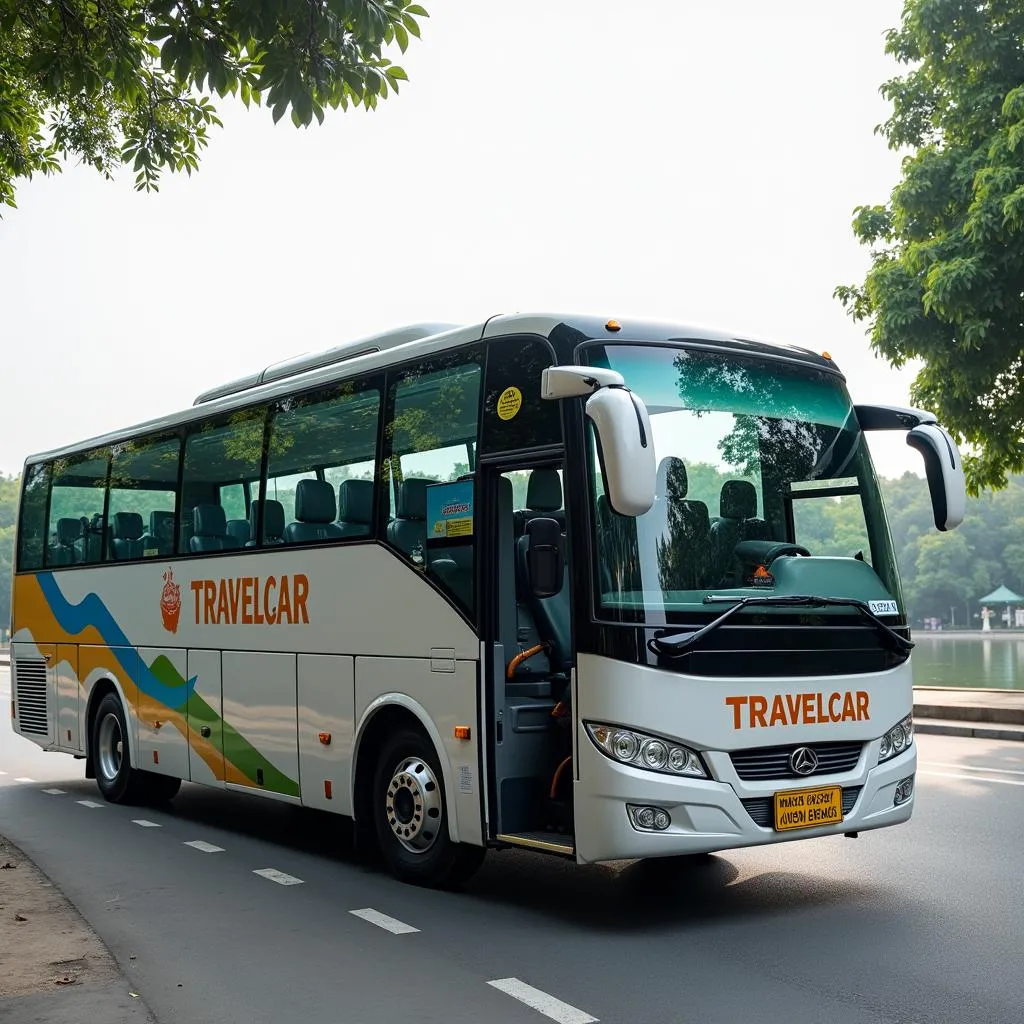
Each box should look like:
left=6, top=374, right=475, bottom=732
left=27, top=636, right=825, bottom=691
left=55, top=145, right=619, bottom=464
left=160, top=568, right=182, bottom=634
left=789, top=746, right=818, bottom=776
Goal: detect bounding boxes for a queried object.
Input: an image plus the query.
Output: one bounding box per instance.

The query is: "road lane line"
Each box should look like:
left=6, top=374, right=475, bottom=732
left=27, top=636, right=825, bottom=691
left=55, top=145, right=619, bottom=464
left=42, top=788, right=66, bottom=795
left=132, top=819, right=161, bottom=828
left=487, top=978, right=598, bottom=1024
left=921, top=760, right=1024, bottom=777
left=184, top=840, right=224, bottom=853
left=14, top=777, right=35, bottom=783
left=77, top=800, right=103, bottom=808
left=253, top=868, right=304, bottom=886
left=349, top=908, right=420, bottom=934
left=919, top=769, right=1024, bottom=788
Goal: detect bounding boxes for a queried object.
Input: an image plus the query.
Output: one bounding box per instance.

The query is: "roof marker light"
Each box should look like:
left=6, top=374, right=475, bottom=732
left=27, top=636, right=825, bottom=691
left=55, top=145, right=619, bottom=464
left=605, top=319, right=622, bottom=332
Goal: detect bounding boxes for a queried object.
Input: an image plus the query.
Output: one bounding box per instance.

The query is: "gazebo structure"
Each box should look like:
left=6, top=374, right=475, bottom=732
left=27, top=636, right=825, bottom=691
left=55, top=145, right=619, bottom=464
left=978, top=584, right=1024, bottom=630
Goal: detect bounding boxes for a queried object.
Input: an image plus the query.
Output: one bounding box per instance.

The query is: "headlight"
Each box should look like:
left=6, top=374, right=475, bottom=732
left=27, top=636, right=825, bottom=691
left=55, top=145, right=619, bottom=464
left=879, top=715, right=914, bottom=763
left=586, top=722, right=707, bottom=778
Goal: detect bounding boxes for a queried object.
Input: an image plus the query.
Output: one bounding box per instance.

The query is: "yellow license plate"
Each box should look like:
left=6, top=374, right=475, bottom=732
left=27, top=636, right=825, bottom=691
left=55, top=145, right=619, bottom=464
left=773, top=785, right=843, bottom=831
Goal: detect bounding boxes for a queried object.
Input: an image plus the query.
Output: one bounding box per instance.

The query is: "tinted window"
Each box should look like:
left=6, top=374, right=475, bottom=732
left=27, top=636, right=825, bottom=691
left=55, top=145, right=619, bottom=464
left=482, top=336, right=560, bottom=454
left=181, top=410, right=265, bottom=553
left=383, top=347, right=482, bottom=612
left=107, top=435, right=181, bottom=561
left=47, top=450, right=110, bottom=567
left=16, top=463, right=49, bottom=571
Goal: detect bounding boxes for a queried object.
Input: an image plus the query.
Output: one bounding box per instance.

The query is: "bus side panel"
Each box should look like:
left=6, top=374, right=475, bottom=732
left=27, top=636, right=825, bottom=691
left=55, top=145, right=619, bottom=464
left=298, top=654, right=355, bottom=814
left=355, top=657, right=482, bottom=847
left=187, top=649, right=225, bottom=786
left=137, top=647, right=191, bottom=782
left=55, top=644, right=81, bottom=753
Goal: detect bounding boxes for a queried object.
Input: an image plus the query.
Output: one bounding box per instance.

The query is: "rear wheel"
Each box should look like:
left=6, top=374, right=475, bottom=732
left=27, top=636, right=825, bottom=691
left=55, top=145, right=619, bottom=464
left=372, top=728, right=485, bottom=889
left=143, top=774, right=182, bottom=804
left=92, top=693, right=149, bottom=804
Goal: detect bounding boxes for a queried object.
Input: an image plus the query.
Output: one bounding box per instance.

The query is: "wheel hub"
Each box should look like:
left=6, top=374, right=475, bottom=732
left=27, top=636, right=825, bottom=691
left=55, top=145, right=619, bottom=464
left=385, top=756, right=442, bottom=855
left=97, top=712, right=123, bottom=782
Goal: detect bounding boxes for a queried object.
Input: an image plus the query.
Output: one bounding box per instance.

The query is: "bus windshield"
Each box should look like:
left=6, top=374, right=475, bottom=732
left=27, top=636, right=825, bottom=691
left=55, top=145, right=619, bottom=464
left=585, top=344, right=903, bottom=624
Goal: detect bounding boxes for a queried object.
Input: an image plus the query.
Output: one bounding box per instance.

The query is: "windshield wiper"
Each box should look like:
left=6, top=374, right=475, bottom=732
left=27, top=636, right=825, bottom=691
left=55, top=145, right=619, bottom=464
left=647, top=594, right=914, bottom=659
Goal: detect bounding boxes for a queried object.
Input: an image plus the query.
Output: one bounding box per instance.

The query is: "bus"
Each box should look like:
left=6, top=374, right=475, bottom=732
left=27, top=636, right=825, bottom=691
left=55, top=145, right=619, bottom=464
left=9, top=314, right=965, bottom=887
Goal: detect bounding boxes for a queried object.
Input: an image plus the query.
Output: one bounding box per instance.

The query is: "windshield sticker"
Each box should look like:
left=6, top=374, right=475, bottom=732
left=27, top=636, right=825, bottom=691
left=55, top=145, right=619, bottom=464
left=426, top=480, right=474, bottom=539
left=496, top=386, right=523, bottom=421
left=745, top=564, right=775, bottom=588
left=868, top=599, right=899, bottom=616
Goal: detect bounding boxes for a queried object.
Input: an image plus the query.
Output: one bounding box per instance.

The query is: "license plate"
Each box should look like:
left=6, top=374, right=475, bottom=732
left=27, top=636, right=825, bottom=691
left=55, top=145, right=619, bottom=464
left=773, top=785, right=843, bottom=831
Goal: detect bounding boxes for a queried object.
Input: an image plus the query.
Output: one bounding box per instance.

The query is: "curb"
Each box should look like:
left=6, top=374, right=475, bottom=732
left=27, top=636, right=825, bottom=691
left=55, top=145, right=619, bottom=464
left=914, top=718, right=1024, bottom=743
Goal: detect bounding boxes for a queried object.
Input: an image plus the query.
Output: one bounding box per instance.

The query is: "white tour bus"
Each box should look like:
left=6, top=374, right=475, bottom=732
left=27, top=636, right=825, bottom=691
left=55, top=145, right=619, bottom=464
left=10, top=314, right=965, bottom=886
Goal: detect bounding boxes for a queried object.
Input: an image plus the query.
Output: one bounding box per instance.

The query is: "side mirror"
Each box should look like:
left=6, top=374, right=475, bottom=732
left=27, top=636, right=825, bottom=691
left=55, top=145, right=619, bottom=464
left=906, top=424, right=966, bottom=531
left=586, top=387, right=656, bottom=516
left=526, top=517, right=563, bottom=598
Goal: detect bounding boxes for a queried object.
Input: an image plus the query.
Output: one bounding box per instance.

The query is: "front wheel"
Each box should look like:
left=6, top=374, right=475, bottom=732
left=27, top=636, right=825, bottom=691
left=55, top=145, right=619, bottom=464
left=372, top=728, right=485, bottom=889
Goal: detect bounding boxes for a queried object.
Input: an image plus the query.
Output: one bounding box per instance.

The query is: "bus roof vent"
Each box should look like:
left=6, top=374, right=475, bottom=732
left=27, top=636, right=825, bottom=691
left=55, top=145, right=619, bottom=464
left=192, top=322, right=459, bottom=405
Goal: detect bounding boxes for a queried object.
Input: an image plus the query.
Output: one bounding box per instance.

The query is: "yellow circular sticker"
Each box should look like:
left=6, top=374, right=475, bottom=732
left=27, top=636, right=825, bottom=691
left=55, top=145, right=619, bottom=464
left=497, top=386, right=523, bottom=421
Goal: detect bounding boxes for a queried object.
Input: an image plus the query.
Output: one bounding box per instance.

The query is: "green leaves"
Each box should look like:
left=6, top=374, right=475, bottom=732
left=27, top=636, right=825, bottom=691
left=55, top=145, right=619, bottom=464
left=840, top=0, right=1024, bottom=494
left=0, top=0, right=429, bottom=209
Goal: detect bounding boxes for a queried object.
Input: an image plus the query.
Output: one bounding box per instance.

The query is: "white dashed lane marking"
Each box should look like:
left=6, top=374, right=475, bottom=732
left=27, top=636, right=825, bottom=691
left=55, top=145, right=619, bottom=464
left=77, top=800, right=103, bottom=808
left=919, top=769, right=1024, bottom=787
left=132, top=819, right=161, bottom=828
left=921, top=760, right=1024, bottom=777
left=487, top=978, right=598, bottom=1024
left=253, top=868, right=304, bottom=886
left=184, top=840, right=224, bottom=853
left=349, top=908, right=419, bottom=934
left=42, top=788, right=66, bottom=795
left=15, top=777, right=35, bottom=783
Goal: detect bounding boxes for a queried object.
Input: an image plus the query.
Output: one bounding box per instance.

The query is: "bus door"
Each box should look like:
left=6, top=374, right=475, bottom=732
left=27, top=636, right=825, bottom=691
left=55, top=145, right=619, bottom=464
left=484, top=460, right=575, bottom=855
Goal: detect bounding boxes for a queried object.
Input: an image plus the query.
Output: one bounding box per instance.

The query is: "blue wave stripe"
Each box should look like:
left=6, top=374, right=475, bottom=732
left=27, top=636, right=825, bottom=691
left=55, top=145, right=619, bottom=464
left=36, top=572, right=197, bottom=709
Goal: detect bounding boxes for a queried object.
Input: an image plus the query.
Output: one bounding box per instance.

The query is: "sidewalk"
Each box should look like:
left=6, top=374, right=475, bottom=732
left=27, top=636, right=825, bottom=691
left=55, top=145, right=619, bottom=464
left=0, top=835, right=155, bottom=1024
left=913, top=687, right=1024, bottom=742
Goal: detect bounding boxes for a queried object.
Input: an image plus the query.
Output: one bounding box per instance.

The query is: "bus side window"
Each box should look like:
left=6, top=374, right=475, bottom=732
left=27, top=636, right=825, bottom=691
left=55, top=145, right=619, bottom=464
left=46, top=449, right=110, bottom=567
left=16, top=463, right=50, bottom=571
left=107, top=435, right=181, bottom=561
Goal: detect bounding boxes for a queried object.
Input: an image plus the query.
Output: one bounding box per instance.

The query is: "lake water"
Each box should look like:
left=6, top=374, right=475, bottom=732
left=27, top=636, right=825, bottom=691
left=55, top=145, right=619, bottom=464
left=911, top=633, right=1024, bottom=690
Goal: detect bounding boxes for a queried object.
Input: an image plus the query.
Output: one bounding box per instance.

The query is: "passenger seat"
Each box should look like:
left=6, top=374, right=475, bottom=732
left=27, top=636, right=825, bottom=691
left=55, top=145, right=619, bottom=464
left=248, top=499, right=286, bottom=546
left=226, top=519, right=251, bottom=546
left=110, top=512, right=146, bottom=560
left=337, top=479, right=373, bottom=538
left=50, top=518, right=82, bottom=566
left=514, top=468, right=565, bottom=534
left=284, top=480, right=343, bottom=543
left=141, top=511, right=176, bottom=557
left=386, top=478, right=430, bottom=560
left=190, top=505, right=241, bottom=552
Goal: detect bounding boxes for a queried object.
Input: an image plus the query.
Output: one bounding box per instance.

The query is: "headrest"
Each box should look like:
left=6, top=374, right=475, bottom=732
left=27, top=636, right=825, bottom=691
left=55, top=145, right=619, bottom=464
left=339, top=479, right=373, bottom=524
left=250, top=499, right=285, bottom=539
left=225, top=519, right=251, bottom=543
left=149, top=511, right=175, bottom=539
left=295, top=479, right=336, bottom=524
left=396, top=477, right=429, bottom=520
left=193, top=503, right=226, bottom=537
left=112, top=511, right=144, bottom=540
left=56, top=518, right=82, bottom=545
left=656, top=456, right=688, bottom=500
left=527, top=468, right=562, bottom=511
left=678, top=500, right=711, bottom=534
left=720, top=480, right=757, bottom=520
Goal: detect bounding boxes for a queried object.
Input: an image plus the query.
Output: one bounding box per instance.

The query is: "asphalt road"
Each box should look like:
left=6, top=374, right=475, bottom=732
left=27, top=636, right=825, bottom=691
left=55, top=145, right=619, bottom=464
left=2, top=665, right=1022, bottom=1024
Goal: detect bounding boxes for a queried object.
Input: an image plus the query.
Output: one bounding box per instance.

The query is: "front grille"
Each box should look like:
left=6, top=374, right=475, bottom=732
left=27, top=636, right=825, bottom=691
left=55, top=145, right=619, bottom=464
left=741, top=786, right=862, bottom=828
left=14, top=659, right=49, bottom=735
left=730, top=741, right=863, bottom=781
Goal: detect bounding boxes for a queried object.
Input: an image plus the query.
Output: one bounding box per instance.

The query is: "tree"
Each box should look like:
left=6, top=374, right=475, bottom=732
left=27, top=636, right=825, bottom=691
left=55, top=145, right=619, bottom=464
left=836, top=0, right=1024, bottom=494
left=0, top=0, right=426, bottom=209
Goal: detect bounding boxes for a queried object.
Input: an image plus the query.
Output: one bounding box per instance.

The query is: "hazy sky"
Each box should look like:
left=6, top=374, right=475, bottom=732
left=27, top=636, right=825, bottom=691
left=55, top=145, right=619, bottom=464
left=0, top=0, right=924, bottom=480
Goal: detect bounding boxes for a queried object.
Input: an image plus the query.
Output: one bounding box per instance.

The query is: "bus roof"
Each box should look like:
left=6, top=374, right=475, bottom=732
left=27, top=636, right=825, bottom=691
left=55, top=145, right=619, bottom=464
left=23, top=312, right=837, bottom=465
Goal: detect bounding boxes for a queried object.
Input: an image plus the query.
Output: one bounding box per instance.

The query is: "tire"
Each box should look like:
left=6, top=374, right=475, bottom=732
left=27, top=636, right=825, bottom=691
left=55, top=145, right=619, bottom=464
left=142, top=773, right=181, bottom=805
left=372, top=727, right=485, bottom=889
left=91, top=692, right=148, bottom=804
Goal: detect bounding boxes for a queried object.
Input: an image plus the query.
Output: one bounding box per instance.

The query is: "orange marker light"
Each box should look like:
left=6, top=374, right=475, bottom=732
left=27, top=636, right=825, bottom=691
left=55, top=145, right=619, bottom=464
left=318, top=732, right=332, bottom=746
left=152, top=751, right=159, bottom=764
left=454, top=726, right=471, bottom=740
left=324, top=780, right=333, bottom=800
left=822, top=351, right=832, bottom=360
left=605, top=319, right=622, bottom=332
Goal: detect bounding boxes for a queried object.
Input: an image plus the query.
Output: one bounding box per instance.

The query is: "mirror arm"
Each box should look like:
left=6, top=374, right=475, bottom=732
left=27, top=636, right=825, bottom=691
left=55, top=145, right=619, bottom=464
left=854, top=404, right=937, bottom=431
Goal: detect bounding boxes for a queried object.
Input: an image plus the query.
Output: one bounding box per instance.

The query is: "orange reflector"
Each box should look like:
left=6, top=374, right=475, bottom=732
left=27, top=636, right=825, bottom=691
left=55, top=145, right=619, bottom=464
left=324, top=780, right=333, bottom=799
left=67, top=729, right=72, bottom=743
left=454, top=726, right=471, bottom=740
left=318, top=732, right=332, bottom=745
left=605, top=319, right=622, bottom=332
left=152, top=751, right=159, bottom=764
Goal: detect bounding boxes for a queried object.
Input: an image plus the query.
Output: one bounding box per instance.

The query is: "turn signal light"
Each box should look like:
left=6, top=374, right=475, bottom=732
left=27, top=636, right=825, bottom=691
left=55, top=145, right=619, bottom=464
left=454, top=726, right=471, bottom=740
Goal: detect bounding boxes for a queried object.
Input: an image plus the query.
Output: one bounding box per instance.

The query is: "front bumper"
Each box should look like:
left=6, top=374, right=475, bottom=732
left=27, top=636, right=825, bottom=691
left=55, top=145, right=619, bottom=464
left=573, top=733, right=915, bottom=864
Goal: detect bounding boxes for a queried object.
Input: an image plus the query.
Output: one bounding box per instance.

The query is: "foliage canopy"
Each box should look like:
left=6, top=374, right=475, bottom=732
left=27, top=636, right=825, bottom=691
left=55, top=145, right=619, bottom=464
left=836, top=0, right=1024, bottom=493
left=0, top=0, right=426, bottom=208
